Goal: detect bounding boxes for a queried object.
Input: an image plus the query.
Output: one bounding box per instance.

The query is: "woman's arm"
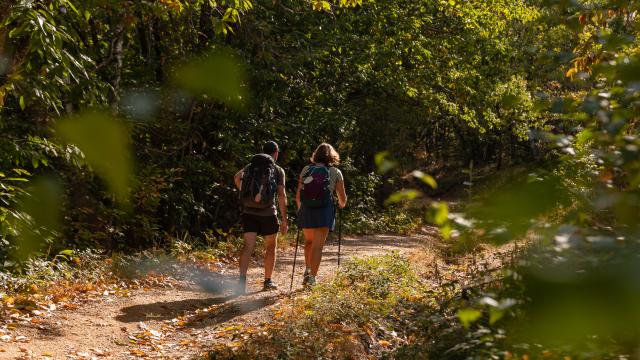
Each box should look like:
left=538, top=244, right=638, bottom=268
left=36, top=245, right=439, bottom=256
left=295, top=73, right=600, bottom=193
left=295, top=175, right=303, bottom=209
left=336, top=180, right=347, bottom=209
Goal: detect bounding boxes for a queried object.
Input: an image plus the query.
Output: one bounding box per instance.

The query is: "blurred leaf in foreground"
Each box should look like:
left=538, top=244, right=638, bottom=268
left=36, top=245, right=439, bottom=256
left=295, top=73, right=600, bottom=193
left=466, top=172, right=569, bottom=242
left=458, top=308, right=482, bottom=329
left=56, top=111, right=133, bottom=203
left=173, top=49, right=247, bottom=109
left=512, top=249, right=640, bottom=352
left=12, top=177, right=62, bottom=262
left=375, top=152, right=397, bottom=174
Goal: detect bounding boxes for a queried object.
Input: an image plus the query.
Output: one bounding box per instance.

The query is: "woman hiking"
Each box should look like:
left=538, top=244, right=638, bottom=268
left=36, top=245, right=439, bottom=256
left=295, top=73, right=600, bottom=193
left=296, top=143, right=347, bottom=286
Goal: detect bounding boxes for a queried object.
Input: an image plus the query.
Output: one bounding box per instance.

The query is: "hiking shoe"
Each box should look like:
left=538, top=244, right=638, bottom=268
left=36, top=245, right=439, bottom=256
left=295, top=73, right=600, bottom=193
left=263, top=279, right=278, bottom=291
left=302, top=268, right=311, bottom=286
left=304, top=275, right=316, bottom=287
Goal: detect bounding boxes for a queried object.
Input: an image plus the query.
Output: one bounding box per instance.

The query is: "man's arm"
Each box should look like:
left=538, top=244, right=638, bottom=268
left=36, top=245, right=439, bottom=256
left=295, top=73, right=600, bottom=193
left=234, top=169, right=243, bottom=190
left=277, top=185, right=288, bottom=234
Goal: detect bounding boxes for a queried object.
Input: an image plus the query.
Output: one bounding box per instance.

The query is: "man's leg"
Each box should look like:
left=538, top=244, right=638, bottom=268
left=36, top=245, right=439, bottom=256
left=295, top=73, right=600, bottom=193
left=239, top=232, right=258, bottom=277
left=264, top=233, right=277, bottom=280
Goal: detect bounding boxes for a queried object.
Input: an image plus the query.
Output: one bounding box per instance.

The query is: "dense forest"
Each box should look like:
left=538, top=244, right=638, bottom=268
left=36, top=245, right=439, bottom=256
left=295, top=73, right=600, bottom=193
left=1, top=0, right=640, bottom=358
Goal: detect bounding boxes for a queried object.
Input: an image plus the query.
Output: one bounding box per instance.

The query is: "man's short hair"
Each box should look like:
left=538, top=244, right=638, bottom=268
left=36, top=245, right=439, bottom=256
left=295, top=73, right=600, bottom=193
left=263, top=141, right=279, bottom=155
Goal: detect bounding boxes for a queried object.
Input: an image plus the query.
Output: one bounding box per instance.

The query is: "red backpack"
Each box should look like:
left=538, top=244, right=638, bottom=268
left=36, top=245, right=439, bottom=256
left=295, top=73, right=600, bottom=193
left=300, top=165, right=332, bottom=208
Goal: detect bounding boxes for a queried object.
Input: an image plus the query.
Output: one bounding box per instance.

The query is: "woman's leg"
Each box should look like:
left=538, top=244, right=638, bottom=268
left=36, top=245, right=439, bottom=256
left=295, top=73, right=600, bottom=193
left=310, top=227, right=330, bottom=276
left=303, top=228, right=315, bottom=270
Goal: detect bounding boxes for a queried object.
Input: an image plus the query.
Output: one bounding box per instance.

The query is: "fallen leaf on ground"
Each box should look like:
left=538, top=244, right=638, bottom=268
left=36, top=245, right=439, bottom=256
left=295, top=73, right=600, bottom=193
left=15, top=335, right=30, bottom=342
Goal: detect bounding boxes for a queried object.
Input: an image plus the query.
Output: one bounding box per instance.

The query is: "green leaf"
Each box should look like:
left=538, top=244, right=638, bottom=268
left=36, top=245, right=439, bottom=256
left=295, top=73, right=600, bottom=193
left=61, top=0, right=80, bottom=15
left=431, top=202, right=449, bottom=226
left=56, top=111, right=133, bottom=203
left=489, top=307, right=505, bottom=325
left=19, top=96, right=25, bottom=110
left=411, top=170, right=437, bottom=189
left=576, top=128, right=593, bottom=147
left=58, top=249, right=74, bottom=256
left=384, top=190, right=420, bottom=206
left=375, top=152, right=397, bottom=174
left=440, top=223, right=452, bottom=240
left=173, top=50, right=247, bottom=109
left=12, top=177, right=62, bottom=262
left=457, top=308, right=482, bottom=328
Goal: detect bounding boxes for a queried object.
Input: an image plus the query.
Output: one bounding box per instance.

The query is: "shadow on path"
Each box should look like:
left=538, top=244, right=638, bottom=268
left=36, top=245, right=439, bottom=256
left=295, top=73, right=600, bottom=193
left=185, top=293, right=280, bottom=329
left=116, top=296, right=233, bottom=323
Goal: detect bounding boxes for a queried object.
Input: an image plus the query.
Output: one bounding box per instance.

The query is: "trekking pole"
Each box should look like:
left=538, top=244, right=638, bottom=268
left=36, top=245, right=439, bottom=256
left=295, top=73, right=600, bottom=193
left=337, top=206, right=342, bottom=270
left=290, top=227, right=301, bottom=292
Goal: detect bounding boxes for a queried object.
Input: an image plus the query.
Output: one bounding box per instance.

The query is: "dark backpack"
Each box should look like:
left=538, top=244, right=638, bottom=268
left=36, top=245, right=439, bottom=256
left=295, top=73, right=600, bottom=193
left=300, top=165, right=332, bottom=208
left=240, top=154, right=278, bottom=209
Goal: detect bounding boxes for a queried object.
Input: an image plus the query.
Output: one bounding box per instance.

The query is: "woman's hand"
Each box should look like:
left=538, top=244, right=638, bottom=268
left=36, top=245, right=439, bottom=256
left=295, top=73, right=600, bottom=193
left=336, top=180, right=347, bottom=209
left=280, top=220, right=289, bottom=235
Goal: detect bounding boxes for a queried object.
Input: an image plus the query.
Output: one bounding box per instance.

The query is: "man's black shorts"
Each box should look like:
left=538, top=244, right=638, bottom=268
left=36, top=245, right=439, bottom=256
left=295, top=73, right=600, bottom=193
left=242, top=213, right=279, bottom=236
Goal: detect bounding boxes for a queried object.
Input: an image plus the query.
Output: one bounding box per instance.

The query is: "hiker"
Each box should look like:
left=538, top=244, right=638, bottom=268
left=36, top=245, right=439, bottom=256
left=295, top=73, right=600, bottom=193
left=234, top=141, right=288, bottom=293
left=296, top=143, right=347, bottom=286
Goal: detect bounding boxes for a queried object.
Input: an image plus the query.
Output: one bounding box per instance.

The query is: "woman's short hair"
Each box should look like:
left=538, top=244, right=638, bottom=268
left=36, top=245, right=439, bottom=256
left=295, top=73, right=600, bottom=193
left=311, top=143, right=340, bottom=166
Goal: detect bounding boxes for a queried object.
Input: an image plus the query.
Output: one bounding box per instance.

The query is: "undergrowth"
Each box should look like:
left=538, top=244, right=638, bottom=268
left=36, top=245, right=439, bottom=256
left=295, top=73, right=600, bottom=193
left=206, top=253, right=447, bottom=359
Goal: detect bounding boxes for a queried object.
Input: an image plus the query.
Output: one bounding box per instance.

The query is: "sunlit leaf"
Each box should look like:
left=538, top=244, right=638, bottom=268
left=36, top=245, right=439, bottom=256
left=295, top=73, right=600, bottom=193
left=457, top=308, right=482, bottom=328
left=58, top=249, right=74, bottom=256
left=375, top=152, right=397, bottom=174
left=384, top=190, right=420, bottom=206
left=429, top=201, right=449, bottom=226
left=411, top=170, right=437, bottom=189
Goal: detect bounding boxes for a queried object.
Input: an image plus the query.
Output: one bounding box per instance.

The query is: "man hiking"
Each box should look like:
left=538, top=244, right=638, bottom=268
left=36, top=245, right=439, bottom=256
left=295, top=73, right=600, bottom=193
left=234, top=141, right=288, bottom=294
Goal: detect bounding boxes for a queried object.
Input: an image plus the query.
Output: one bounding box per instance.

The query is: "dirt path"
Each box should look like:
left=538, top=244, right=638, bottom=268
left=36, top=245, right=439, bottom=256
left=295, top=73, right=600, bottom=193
left=1, top=233, right=434, bottom=359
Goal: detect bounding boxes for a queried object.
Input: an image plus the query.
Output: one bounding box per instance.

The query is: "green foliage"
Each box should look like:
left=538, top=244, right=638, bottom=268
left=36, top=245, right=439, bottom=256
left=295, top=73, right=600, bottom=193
left=405, top=1, right=640, bottom=358
left=208, top=253, right=425, bottom=359
left=0, top=0, right=580, bottom=270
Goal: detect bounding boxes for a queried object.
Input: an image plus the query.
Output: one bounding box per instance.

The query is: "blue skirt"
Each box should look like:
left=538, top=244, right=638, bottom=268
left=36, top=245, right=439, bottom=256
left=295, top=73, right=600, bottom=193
left=297, top=202, right=336, bottom=231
